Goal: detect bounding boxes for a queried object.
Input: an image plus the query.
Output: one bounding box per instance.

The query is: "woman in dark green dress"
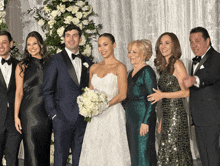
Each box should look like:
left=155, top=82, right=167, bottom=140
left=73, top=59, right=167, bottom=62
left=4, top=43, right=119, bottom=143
left=148, top=32, right=193, bottom=165
left=124, top=39, right=157, bottom=166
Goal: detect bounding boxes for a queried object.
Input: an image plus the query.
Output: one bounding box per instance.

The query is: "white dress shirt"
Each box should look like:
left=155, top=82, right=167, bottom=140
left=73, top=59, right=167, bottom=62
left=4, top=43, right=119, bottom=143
left=65, top=48, right=82, bottom=84
left=0, top=55, right=12, bottom=88
left=0, top=55, right=12, bottom=107
left=193, top=47, right=211, bottom=87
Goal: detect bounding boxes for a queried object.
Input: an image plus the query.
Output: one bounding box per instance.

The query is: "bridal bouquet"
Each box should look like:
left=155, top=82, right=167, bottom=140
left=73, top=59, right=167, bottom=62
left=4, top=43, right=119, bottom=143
left=77, top=87, right=109, bottom=122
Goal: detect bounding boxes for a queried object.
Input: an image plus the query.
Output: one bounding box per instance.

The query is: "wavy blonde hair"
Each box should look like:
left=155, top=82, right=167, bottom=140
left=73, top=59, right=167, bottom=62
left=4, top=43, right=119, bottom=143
left=127, top=39, right=152, bottom=61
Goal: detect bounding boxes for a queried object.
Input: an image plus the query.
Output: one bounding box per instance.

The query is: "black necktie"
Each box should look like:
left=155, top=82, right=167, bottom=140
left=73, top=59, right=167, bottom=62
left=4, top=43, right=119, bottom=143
left=192, top=56, right=201, bottom=65
left=72, top=53, right=81, bottom=60
left=1, top=58, right=12, bottom=65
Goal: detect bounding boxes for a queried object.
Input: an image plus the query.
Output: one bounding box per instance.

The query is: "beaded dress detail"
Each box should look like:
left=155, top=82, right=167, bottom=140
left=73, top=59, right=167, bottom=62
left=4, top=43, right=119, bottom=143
left=157, top=68, right=193, bottom=166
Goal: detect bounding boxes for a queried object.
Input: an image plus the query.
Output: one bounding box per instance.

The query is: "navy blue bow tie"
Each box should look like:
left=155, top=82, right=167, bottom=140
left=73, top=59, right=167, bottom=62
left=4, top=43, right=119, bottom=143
left=72, top=53, right=81, bottom=60
left=192, top=56, right=201, bottom=65
left=1, top=58, right=12, bottom=65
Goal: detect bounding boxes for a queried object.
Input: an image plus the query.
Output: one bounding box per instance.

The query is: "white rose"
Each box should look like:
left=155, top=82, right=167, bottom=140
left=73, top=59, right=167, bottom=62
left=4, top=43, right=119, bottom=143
left=38, top=19, right=45, bottom=26
left=82, top=5, right=90, bottom=11
left=64, top=16, right=73, bottom=24
left=79, top=35, right=86, bottom=46
left=0, top=19, right=3, bottom=24
left=57, top=4, right=66, bottom=13
left=0, top=11, right=6, bottom=17
left=82, top=20, right=89, bottom=25
left=62, top=0, right=68, bottom=2
left=57, top=26, right=65, bottom=37
left=48, top=20, right=56, bottom=28
left=82, top=44, right=91, bottom=56
left=75, top=12, right=83, bottom=19
left=72, top=6, right=79, bottom=14
left=75, top=1, right=85, bottom=7
left=77, top=23, right=83, bottom=30
left=50, top=10, right=58, bottom=18
left=83, top=62, right=89, bottom=68
left=83, top=11, right=89, bottom=18
left=44, top=6, right=51, bottom=13
left=72, top=17, right=80, bottom=25
left=61, top=38, right=64, bottom=44
left=56, top=48, right=62, bottom=54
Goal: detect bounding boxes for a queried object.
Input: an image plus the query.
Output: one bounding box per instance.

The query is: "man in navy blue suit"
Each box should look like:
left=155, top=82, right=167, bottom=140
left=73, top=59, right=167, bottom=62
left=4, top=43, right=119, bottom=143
left=43, top=24, right=93, bottom=166
left=183, top=27, right=220, bottom=166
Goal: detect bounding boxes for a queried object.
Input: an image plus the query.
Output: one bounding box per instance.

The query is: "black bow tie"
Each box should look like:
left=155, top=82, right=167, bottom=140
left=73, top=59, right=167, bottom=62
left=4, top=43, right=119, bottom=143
left=192, top=56, right=201, bottom=65
left=72, top=53, right=81, bottom=60
left=1, top=58, right=12, bottom=65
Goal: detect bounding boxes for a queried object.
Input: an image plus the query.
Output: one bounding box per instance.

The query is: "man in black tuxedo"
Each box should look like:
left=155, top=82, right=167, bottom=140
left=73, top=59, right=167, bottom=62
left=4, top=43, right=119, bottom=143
left=183, top=27, right=220, bottom=166
left=43, top=24, right=93, bottom=166
left=0, top=31, right=22, bottom=166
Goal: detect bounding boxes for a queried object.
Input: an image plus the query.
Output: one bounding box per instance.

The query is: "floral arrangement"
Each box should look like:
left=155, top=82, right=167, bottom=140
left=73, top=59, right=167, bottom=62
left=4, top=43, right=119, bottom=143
left=0, top=0, right=21, bottom=58
left=27, top=0, right=102, bottom=58
left=77, top=87, right=109, bottom=122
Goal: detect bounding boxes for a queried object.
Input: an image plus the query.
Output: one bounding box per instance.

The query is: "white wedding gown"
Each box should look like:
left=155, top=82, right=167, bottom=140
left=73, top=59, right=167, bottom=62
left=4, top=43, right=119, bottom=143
left=79, top=73, right=131, bottom=166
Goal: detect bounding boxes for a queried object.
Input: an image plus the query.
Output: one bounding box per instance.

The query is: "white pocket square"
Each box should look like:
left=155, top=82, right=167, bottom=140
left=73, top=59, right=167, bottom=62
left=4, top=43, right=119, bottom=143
left=200, top=65, right=205, bottom=69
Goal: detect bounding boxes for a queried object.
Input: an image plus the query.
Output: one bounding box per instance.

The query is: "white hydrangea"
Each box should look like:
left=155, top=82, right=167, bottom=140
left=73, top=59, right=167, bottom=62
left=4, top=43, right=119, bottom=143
left=82, top=5, right=90, bottom=11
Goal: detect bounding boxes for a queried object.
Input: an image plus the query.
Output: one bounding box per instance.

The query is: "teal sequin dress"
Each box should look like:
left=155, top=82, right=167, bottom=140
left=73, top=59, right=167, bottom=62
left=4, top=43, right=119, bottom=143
left=157, top=68, right=193, bottom=165
left=124, top=65, right=157, bottom=166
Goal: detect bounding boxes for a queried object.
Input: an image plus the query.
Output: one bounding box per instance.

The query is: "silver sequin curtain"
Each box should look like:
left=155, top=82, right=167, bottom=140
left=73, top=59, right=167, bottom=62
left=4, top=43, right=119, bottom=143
left=5, top=0, right=220, bottom=160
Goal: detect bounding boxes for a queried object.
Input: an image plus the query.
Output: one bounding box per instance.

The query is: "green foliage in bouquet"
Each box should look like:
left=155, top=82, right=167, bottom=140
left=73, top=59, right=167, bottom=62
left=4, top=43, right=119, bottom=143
left=26, top=0, right=102, bottom=58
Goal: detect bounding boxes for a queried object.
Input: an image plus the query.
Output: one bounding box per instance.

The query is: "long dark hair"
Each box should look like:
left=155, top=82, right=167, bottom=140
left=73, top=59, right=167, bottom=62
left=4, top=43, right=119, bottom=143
left=19, top=31, right=50, bottom=74
left=154, top=32, right=181, bottom=75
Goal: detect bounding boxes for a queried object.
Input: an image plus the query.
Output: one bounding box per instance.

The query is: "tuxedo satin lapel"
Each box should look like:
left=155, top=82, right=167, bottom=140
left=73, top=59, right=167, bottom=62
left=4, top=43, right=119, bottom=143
left=80, top=55, right=87, bottom=85
left=61, top=49, right=80, bottom=87
left=190, top=63, right=194, bottom=76
left=8, top=59, right=16, bottom=91
left=0, top=68, right=6, bottom=88
left=194, top=49, right=210, bottom=74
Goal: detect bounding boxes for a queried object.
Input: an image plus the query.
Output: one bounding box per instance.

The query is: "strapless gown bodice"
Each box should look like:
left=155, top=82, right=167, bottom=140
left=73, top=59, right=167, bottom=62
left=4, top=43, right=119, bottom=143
left=79, top=73, right=131, bottom=166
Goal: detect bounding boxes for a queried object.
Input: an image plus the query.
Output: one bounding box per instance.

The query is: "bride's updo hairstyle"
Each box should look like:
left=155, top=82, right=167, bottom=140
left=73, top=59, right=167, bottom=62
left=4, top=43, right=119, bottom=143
left=154, top=32, right=181, bottom=75
left=127, top=39, right=152, bottom=61
left=99, top=33, right=115, bottom=44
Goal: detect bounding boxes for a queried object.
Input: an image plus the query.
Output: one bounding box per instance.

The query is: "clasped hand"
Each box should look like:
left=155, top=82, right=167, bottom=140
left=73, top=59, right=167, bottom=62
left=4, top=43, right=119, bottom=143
left=147, top=88, right=163, bottom=104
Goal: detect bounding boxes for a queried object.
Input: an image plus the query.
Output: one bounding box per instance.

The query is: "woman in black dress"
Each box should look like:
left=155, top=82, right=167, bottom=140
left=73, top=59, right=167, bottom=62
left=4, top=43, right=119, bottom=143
left=14, top=31, right=52, bottom=166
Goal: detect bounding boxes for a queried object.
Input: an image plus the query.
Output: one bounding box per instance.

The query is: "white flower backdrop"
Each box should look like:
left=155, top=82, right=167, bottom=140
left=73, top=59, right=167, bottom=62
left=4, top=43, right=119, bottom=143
left=2, top=0, right=220, bottom=164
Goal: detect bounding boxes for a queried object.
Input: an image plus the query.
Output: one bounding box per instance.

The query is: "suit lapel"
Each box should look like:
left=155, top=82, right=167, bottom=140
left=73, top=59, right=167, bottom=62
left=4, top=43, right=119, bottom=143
left=0, top=68, right=6, bottom=88
left=8, top=58, right=16, bottom=91
left=194, top=47, right=212, bottom=74
left=61, top=49, right=80, bottom=87
left=80, top=55, right=87, bottom=85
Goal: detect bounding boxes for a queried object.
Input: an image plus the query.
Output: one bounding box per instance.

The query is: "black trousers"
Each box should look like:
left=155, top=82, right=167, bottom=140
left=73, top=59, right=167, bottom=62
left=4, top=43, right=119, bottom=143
left=0, top=108, right=22, bottom=166
left=195, top=125, right=220, bottom=166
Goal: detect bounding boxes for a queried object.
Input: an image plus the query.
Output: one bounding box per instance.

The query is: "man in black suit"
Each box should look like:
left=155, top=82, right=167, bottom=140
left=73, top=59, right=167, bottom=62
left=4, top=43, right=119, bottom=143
left=43, top=24, right=93, bottom=166
left=0, top=31, right=22, bottom=166
left=183, top=27, right=220, bottom=166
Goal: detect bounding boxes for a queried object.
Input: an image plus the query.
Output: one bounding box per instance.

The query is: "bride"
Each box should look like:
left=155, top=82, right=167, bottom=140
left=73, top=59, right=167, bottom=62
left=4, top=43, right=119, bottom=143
left=79, top=33, right=131, bottom=166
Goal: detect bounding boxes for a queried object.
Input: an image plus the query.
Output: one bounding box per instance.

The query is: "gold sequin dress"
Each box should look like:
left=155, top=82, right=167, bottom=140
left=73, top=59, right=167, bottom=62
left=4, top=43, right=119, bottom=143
left=157, top=68, right=193, bottom=166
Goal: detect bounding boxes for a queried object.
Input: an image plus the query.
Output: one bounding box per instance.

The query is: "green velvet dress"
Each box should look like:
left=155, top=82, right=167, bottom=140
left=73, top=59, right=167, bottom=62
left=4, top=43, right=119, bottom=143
left=157, top=68, right=193, bottom=165
left=124, top=65, right=157, bottom=166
